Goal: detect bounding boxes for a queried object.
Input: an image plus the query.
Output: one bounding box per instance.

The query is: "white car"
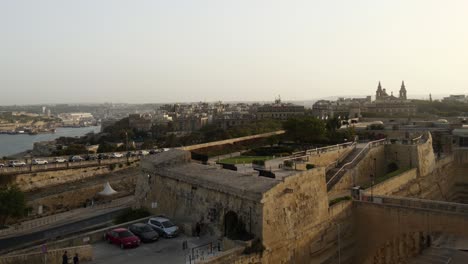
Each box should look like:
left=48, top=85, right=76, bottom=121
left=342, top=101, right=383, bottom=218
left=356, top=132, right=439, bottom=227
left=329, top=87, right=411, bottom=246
left=8, top=160, right=27, bottom=167
left=0, top=163, right=5, bottom=168
left=110, top=152, right=124, bottom=158
left=138, top=150, right=150, bottom=156
left=32, top=159, right=48, bottom=165
left=54, top=157, right=67, bottom=163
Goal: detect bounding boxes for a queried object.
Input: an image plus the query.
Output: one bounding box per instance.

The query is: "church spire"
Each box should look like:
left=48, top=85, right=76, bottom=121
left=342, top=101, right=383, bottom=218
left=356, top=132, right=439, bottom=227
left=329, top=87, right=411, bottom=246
left=376, top=81, right=383, bottom=100
left=399, top=80, right=407, bottom=100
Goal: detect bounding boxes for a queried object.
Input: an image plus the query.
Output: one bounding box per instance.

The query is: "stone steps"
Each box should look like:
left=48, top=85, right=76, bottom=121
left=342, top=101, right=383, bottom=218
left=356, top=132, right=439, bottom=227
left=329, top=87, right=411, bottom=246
left=325, top=147, right=367, bottom=191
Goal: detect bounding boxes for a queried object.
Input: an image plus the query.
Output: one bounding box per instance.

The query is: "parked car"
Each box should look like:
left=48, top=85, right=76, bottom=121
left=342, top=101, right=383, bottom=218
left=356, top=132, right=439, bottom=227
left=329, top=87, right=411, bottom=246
left=8, top=160, right=27, bottom=167
left=138, top=150, right=150, bottom=156
left=32, top=159, right=48, bottom=165
left=85, top=154, right=97, bottom=161
left=129, top=223, right=159, bottom=243
left=104, top=228, right=140, bottom=249
left=0, top=163, right=5, bottom=168
left=69, top=155, right=84, bottom=162
left=54, top=157, right=67, bottom=163
left=98, top=153, right=110, bottom=160
left=110, top=152, right=124, bottom=158
left=147, top=217, right=179, bottom=238
left=126, top=151, right=137, bottom=157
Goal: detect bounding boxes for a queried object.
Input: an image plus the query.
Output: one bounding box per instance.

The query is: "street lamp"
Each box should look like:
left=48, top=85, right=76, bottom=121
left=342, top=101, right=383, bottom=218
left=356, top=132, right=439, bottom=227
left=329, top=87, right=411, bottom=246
left=373, top=158, right=377, bottom=177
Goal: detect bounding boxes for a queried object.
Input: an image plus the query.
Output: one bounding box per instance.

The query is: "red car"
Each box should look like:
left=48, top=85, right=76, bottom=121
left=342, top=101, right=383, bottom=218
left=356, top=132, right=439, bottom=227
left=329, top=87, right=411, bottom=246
left=104, top=228, right=141, bottom=249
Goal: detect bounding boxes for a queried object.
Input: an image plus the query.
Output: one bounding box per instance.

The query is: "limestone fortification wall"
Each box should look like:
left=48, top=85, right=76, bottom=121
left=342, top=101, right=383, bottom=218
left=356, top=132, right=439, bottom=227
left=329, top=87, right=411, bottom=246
left=138, top=170, right=264, bottom=238
left=391, top=157, right=456, bottom=201
left=385, top=134, right=435, bottom=177
left=6, top=162, right=137, bottom=192
left=362, top=168, right=417, bottom=196
left=308, top=145, right=354, bottom=167
left=28, top=175, right=136, bottom=215
left=260, top=168, right=331, bottom=263
left=180, top=130, right=285, bottom=151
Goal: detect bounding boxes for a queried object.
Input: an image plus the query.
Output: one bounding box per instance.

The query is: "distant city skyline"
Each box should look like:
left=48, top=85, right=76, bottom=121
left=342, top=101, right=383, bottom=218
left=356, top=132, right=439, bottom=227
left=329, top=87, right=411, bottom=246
left=1, top=0, right=468, bottom=105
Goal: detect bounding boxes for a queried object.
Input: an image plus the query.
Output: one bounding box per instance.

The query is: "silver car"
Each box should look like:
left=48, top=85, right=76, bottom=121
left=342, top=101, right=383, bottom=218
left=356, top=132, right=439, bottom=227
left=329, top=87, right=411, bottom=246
left=147, top=217, right=179, bottom=238
left=8, top=160, right=26, bottom=167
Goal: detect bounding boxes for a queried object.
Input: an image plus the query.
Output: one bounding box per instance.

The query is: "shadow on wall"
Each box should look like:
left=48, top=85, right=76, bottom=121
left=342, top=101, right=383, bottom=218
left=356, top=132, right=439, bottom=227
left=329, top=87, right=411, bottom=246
left=224, top=211, right=253, bottom=241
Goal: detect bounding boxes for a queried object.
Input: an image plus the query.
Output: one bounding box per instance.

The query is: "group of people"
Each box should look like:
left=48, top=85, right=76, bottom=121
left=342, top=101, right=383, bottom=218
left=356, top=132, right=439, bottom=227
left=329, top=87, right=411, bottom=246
left=62, top=251, right=79, bottom=264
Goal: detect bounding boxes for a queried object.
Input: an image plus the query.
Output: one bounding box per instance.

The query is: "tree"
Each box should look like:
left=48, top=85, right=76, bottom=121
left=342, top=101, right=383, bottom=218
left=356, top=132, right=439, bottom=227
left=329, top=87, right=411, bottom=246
left=283, top=117, right=327, bottom=143
left=0, top=185, right=27, bottom=227
left=97, top=142, right=117, bottom=153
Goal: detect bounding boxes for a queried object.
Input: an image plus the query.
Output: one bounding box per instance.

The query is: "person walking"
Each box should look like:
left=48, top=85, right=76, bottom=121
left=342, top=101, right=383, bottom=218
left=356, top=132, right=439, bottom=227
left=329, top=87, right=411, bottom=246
left=73, top=253, right=79, bottom=264
left=62, top=251, right=68, bottom=264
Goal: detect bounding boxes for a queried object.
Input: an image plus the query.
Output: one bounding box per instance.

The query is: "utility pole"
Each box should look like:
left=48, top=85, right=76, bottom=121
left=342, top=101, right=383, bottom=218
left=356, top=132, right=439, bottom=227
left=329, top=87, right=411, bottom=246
left=125, top=131, right=129, bottom=151
left=337, top=223, right=341, bottom=264
left=373, top=158, right=377, bottom=178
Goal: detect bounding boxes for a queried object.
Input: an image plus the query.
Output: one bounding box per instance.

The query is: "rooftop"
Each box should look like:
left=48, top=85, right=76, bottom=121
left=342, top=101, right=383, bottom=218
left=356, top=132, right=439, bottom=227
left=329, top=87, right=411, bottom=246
left=143, top=149, right=283, bottom=201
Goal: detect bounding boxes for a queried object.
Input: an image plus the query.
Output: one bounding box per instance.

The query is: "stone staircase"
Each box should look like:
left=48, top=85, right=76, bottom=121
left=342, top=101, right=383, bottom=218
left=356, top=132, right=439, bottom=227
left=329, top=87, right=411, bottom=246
left=325, top=147, right=365, bottom=191
left=325, top=139, right=387, bottom=192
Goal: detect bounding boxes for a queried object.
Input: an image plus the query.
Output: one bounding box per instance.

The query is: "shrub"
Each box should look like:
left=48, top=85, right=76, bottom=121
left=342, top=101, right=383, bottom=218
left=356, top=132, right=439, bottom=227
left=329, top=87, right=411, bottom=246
left=109, top=164, right=116, bottom=171
left=118, top=163, right=123, bottom=168
left=306, top=164, right=315, bottom=170
left=243, top=239, right=265, bottom=255
left=114, top=208, right=151, bottom=224
left=284, top=160, right=293, bottom=167
left=329, top=196, right=351, bottom=206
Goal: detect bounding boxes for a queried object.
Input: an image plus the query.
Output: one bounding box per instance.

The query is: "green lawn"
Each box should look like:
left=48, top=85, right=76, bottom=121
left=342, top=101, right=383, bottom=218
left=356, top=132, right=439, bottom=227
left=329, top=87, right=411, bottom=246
left=219, top=156, right=273, bottom=165
left=362, top=167, right=412, bottom=189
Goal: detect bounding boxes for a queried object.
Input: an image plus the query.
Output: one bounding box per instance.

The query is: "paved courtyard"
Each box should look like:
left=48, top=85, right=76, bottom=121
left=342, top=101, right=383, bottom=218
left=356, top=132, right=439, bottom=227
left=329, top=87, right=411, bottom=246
left=90, top=234, right=221, bottom=264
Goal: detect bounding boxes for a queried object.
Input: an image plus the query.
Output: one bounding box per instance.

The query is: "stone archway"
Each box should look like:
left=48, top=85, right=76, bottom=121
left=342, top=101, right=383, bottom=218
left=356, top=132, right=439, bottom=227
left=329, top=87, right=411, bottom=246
left=224, top=211, right=239, bottom=239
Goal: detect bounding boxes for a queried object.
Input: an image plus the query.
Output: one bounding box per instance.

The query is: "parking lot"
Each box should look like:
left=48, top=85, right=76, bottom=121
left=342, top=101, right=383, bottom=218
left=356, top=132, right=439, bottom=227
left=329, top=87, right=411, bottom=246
left=91, top=234, right=221, bottom=264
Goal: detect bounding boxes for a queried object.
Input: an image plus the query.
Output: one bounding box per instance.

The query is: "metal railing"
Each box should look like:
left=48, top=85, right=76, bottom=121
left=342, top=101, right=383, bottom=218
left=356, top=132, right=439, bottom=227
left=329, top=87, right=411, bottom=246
left=186, top=240, right=222, bottom=264
left=363, top=195, right=468, bottom=215
left=291, top=141, right=355, bottom=158
left=325, top=142, right=357, bottom=173
left=326, top=139, right=387, bottom=188
left=0, top=156, right=139, bottom=175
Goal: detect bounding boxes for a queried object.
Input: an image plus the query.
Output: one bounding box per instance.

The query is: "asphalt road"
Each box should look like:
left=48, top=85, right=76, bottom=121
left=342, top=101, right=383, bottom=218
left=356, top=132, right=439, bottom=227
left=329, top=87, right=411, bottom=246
left=92, top=234, right=221, bottom=264
left=0, top=207, right=128, bottom=253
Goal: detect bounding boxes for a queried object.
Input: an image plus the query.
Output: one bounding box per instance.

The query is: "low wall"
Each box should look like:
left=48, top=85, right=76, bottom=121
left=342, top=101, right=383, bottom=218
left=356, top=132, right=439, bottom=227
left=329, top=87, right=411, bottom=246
left=0, top=197, right=133, bottom=238
left=362, top=168, right=417, bottom=196
left=6, top=162, right=138, bottom=192
left=0, top=245, right=92, bottom=264
left=181, top=130, right=285, bottom=151
left=0, top=157, right=138, bottom=175
left=309, top=145, right=354, bottom=168
left=328, top=200, right=352, bottom=220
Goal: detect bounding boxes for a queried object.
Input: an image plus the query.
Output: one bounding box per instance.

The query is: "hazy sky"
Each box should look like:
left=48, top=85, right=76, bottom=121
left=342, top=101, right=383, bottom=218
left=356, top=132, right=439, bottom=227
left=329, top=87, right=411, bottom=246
left=1, top=0, right=468, bottom=105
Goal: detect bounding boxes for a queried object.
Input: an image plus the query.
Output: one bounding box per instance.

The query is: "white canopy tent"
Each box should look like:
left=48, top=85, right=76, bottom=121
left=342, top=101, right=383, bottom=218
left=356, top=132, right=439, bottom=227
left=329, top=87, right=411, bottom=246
left=98, top=181, right=117, bottom=196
